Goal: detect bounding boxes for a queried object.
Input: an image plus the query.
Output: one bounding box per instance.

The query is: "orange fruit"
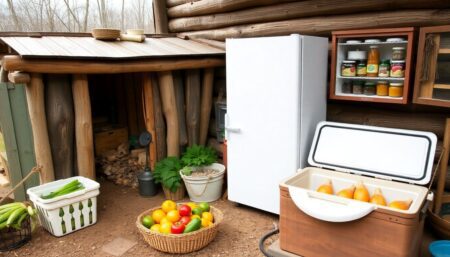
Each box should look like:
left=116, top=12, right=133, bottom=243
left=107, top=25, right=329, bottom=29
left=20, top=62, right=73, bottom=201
left=201, top=218, right=212, bottom=228
left=160, top=217, right=171, bottom=225
left=316, top=180, right=333, bottom=195
left=388, top=199, right=412, bottom=210
left=353, top=181, right=370, bottom=202
left=202, top=212, right=214, bottom=222
left=370, top=188, right=387, bottom=206
left=160, top=222, right=172, bottom=234
left=150, top=224, right=161, bottom=233
left=336, top=185, right=355, bottom=199
left=186, top=202, right=197, bottom=210
left=152, top=209, right=166, bottom=224
left=166, top=210, right=180, bottom=222
left=161, top=200, right=177, bottom=213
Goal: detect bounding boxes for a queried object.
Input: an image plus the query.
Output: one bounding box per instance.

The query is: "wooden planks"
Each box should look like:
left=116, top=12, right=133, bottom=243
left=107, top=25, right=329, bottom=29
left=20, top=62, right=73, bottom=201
left=26, top=74, right=55, bottom=183
left=142, top=73, right=157, bottom=170
left=72, top=74, right=95, bottom=180
left=185, top=69, right=201, bottom=146
left=154, top=0, right=169, bottom=33
left=435, top=118, right=450, bottom=214
left=2, top=55, right=225, bottom=74
left=0, top=36, right=224, bottom=59
left=152, top=75, right=167, bottom=161
left=199, top=68, right=214, bottom=145
left=173, top=71, right=188, bottom=148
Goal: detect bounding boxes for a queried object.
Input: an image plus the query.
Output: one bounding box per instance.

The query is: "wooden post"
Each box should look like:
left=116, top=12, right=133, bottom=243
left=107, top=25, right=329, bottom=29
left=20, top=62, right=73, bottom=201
left=8, top=72, right=30, bottom=84
left=46, top=75, right=75, bottom=179
left=142, top=73, right=157, bottom=170
left=0, top=67, right=7, bottom=82
left=72, top=74, right=95, bottom=180
left=152, top=75, right=167, bottom=161
left=434, top=118, right=450, bottom=214
left=199, top=68, right=214, bottom=146
left=185, top=69, right=201, bottom=146
left=173, top=71, right=188, bottom=147
left=126, top=74, right=139, bottom=137
left=26, top=73, right=55, bottom=183
left=158, top=71, right=179, bottom=157
left=135, top=74, right=146, bottom=134
left=153, top=0, right=169, bottom=33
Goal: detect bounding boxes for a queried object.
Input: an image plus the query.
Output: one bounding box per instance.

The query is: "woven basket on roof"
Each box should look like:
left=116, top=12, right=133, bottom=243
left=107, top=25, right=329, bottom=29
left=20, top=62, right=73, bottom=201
left=91, top=28, right=120, bottom=41
left=136, top=206, right=223, bottom=254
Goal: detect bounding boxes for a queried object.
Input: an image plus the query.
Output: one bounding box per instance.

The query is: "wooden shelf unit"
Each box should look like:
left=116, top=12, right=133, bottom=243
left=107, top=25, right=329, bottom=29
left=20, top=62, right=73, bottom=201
left=329, top=27, right=414, bottom=105
left=413, top=25, right=450, bottom=108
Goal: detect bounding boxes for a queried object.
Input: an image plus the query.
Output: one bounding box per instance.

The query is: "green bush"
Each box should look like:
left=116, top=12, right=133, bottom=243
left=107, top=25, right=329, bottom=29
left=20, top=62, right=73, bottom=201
left=153, top=157, right=183, bottom=192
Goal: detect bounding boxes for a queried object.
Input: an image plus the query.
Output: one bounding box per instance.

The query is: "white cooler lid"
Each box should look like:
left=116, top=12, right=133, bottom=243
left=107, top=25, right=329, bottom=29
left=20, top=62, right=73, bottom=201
left=308, top=121, right=437, bottom=185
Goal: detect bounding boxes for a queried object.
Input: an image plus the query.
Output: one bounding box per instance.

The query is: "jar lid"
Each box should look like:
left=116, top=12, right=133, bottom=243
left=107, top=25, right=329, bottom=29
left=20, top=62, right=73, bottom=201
left=391, top=60, right=405, bottom=63
left=365, top=39, right=381, bottom=43
left=392, top=47, right=405, bottom=50
left=377, top=81, right=388, bottom=84
left=346, top=40, right=362, bottom=44
left=390, top=82, right=404, bottom=87
left=386, top=38, right=404, bottom=42
left=381, top=59, right=391, bottom=64
left=365, top=82, right=376, bottom=86
left=342, top=60, right=356, bottom=63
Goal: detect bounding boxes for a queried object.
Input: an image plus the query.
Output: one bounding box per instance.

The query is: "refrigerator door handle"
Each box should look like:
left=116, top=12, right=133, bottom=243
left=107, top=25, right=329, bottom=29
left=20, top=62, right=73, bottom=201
left=225, top=126, right=241, bottom=133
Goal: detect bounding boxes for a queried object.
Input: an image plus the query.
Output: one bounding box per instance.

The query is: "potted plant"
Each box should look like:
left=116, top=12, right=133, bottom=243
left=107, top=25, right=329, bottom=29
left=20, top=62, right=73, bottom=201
left=180, top=145, right=226, bottom=202
left=153, top=157, right=185, bottom=201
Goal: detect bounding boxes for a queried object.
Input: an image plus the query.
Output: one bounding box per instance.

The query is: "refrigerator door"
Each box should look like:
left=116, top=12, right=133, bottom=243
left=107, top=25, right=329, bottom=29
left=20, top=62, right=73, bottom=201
left=226, top=35, right=302, bottom=214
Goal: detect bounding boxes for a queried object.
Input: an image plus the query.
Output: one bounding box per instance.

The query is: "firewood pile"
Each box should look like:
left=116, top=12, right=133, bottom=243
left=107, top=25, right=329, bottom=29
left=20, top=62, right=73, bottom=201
left=96, top=142, right=147, bottom=188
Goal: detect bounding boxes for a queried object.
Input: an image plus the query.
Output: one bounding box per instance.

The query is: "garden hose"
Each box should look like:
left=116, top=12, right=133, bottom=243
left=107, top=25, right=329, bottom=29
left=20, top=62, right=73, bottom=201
left=259, top=222, right=280, bottom=257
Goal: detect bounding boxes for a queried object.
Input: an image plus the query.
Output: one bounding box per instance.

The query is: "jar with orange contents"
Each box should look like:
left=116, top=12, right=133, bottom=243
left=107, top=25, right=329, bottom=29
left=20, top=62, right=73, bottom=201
left=376, top=81, right=388, bottom=96
left=389, top=82, right=403, bottom=97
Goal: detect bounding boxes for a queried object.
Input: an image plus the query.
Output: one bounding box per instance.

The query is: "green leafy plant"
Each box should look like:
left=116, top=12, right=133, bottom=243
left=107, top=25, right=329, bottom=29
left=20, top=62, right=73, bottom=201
left=153, top=157, right=183, bottom=192
left=181, top=145, right=217, bottom=167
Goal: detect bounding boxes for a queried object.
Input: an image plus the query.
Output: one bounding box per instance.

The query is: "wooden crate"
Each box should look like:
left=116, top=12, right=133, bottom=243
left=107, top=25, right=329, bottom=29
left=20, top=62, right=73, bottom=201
left=94, top=127, right=128, bottom=156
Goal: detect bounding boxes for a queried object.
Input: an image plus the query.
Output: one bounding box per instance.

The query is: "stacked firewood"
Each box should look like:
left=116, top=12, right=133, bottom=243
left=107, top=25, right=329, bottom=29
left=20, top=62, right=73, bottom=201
left=96, top=142, right=147, bottom=188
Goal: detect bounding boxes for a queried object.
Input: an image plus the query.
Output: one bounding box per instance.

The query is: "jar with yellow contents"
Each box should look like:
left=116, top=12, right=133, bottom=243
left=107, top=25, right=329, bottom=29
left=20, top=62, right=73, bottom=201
left=389, top=82, right=403, bottom=97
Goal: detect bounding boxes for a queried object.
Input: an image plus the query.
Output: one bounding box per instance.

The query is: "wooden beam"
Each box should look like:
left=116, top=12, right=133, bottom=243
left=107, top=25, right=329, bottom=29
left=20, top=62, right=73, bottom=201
left=26, top=73, right=55, bottom=183
left=179, top=9, right=450, bottom=41
left=142, top=73, right=157, bottom=170
left=169, top=0, right=450, bottom=32
left=8, top=71, right=30, bottom=84
left=72, top=74, right=95, bottom=180
left=173, top=71, right=188, bottom=147
left=167, top=0, right=200, bottom=8
left=188, top=38, right=225, bottom=50
left=185, top=69, right=201, bottom=146
left=158, top=71, right=180, bottom=157
left=152, top=75, right=167, bottom=161
left=0, top=67, right=7, bottom=82
left=2, top=55, right=225, bottom=74
left=199, top=68, right=214, bottom=145
left=168, top=0, right=295, bottom=18
left=125, top=74, right=139, bottom=137
left=154, top=0, right=169, bottom=33
left=435, top=118, right=450, bottom=214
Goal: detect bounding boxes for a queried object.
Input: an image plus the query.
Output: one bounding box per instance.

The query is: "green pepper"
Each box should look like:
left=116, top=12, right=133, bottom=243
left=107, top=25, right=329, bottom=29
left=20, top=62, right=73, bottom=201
left=183, top=218, right=201, bottom=233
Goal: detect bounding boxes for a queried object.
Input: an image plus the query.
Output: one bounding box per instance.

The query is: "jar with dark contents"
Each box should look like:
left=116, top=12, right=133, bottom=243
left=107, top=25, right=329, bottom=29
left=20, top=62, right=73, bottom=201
left=352, top=81, right=363, bottom=94
left=392, top=47, right=405, bottom=60
left=363, top=82, right=376, bottom=95
left=342, top=81, right=352, bottom=94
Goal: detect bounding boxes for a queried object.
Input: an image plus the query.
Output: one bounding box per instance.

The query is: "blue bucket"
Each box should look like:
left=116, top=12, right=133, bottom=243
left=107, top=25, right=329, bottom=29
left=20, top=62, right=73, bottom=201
left=429, top=240, right=450, bottom=257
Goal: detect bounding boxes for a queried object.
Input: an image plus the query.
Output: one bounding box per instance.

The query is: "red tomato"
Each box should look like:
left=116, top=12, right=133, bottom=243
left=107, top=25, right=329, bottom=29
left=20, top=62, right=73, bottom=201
left=178, top=205, right=192, bottom=217
left=171, top=222, right=185, bottom=234
left=179, top=216, right=191, bottom=226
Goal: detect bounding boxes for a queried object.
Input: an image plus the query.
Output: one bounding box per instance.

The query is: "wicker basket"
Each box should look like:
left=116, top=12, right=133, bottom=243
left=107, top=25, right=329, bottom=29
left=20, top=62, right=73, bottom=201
left=0, top=216, right=31, bottom=252
left=91, top=28, right=120, bottom=41
left=162, top=185, right=185, bottom=201
left=136, top=206, right=223, bottom=254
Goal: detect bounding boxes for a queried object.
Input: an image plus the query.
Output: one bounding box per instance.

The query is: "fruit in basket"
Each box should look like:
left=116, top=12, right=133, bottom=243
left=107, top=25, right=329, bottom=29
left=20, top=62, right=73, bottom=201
left=160, top=217, right=171, bottom=225
left=152, top=209, right=166, bottom=223
left=184, top=218, right=202, bottom=233
left=202, top=212, right=214, bottom=222
left=150, top=224, right=161, bottom=232
left=353, top=181, right=370, bottom=202
left=388, top=199, right=412, bottom=210
left=316, top=180, right=333, bottom=195
left=198, top=202, right=210, bottom=212
left=160, top=222, right=172, bottom=234
left=336, top=185, right=356, bottom=199
left=370, top=188, right=387, bottom=206
left=178, top=205, right=192, bottom=217
left=171, top=222, right=185, bottom=234
left=191, top=214, right=201, bottom=220
left=142, top=215, right=154, bottom=228
left=186, top=202, right=198, bottom=210
left=192, top=207, right=203, bottom=216
left=180, top=216, right=191, bottom=226
left=166, top=210, right=180, bottom=222
left=201, top=218, right=213, bottom=228
left=161, top=200, right=177, bottom=213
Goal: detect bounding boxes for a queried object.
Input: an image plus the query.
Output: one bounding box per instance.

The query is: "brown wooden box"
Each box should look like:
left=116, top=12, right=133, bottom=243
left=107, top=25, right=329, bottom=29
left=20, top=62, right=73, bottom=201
left=94, top=127, right=128, bottom=156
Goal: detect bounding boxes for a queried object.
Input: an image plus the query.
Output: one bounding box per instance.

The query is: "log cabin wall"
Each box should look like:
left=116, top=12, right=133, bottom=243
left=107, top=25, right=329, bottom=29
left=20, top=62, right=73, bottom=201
left=166, top=0, right=450, bottom=172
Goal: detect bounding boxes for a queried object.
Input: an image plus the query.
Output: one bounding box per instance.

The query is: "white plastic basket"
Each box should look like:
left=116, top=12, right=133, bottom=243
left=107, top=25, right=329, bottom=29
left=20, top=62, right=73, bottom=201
left=26, top=176, right=100, bottom=237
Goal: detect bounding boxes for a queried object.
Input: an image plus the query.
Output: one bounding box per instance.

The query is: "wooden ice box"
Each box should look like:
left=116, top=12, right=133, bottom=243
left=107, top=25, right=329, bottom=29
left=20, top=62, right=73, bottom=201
left=279, top=122, right=437, bottom=257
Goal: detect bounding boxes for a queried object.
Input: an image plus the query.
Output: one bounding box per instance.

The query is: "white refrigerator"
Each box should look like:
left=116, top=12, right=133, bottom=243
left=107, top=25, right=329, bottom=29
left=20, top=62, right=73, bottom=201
left=225, top=34, right=328, bottom=214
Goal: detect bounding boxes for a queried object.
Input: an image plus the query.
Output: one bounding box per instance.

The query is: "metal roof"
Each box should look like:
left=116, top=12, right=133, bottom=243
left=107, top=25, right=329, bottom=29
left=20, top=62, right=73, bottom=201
left=0, top=36, right=224, bottom=60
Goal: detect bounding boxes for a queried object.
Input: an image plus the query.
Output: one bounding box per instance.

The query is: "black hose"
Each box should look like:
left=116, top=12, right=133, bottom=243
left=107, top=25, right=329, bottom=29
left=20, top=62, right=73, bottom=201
left=258, top=223, right=280, bottom=257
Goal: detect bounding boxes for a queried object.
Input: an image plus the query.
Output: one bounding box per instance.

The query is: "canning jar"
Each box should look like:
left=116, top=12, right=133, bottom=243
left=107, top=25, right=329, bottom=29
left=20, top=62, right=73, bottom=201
left=342, top=81, right=352, bottom=94
left=366, top=46, right=380, bottom=77
left=341, top=60, right=356, bottom=77
left=378, top=60, right=390, bottom=77
left=376, top=81, right=389, bottom=96
left=390, top=60, right=405, bottom=78
left=352, top=81, right=363, bottom=94
left=389, top=82, right=403, bottom=97
left=364, top=82, right=376, bottom=95
left=392, top=47, right=405, bottom=60
left=356, top=60, right=367, bottom=77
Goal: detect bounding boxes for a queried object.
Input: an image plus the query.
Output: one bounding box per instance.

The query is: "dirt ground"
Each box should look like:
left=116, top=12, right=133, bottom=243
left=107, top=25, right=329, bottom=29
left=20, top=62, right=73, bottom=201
left=3, top=179, right=278, bottom=257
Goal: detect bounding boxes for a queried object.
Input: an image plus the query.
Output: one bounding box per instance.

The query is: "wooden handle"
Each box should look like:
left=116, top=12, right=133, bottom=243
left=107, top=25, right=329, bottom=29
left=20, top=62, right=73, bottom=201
left=120, top=34, right=145, bottom=43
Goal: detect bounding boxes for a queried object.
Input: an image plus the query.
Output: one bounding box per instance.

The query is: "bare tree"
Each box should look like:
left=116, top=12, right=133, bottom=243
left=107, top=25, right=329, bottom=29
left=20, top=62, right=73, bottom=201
left=83, top=0, right=89, bottom=31
left=6, top=0, right=22, bottom=31
left=121, top=0, right=124, bottom=31
left=96, top=0, right=108, bottom=28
